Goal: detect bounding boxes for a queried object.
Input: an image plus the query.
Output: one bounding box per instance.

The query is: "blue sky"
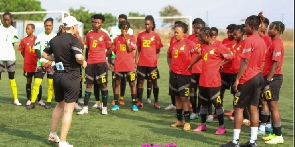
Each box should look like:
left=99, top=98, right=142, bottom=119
left=40, top=0, right=294, bottom=29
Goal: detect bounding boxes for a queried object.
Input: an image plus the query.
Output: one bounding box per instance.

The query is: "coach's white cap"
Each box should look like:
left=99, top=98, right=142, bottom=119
left=62, top=16, right=78, bottom=27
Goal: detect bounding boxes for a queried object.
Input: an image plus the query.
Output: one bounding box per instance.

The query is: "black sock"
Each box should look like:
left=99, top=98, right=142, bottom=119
left=94, top=84, right=100, bottom=101
left=273, top=126, right=282, bottom=136
left=147, top=82, right=152, bottom=99
left=137, top=88, right=143, bottom=102
left=131, top=94, right=137, bottom=105
left=26, top=84, right=31, bottom=100
left=184, top=111, right=190, bottom=123
left=101, top=90, right=108, bottom=107
left=84, top=91, right=92, bottom=106
left=114, top=94, right=119, bottom=105
left=153, top=87, right=159, bottom=102
left=218, top=113, right=224, bottom=126
left=176, top=109, right=183, bottom=121
left=171, top=95, right=175, bottom=106
left=120, top=78, right=126, bottom=97
left=190, top=96, right=197, bottom=113
left=201, top=114, right=207, bottom=124
left=79, top=80, right=82, bottom=98
left=267, top=115, right=271, bottom=123
left=37, top=85, right=42, bottom=101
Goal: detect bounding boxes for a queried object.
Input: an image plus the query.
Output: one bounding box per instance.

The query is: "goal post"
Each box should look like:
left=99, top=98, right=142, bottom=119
left=128, top=16, right=192, bottom=45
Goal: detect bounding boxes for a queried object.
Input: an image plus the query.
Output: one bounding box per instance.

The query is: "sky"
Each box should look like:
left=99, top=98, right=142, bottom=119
left=39, top=0, right=294, bottom=29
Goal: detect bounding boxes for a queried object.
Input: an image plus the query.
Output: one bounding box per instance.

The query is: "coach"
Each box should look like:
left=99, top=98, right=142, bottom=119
left=42, top=16, right=87, bottom=147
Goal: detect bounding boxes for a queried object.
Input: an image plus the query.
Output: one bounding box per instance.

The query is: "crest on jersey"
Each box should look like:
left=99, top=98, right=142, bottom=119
left=180, top=45, right=185, bottom=50
left=99, top=36, right=103, bottom=41
left=127, top=39, right=130, bottom=43
left=27, top=42, right=29, bottom=45
left=209, top=49, right=215, bottom=54
left=237, top=45, right=241, bottom=50
left=150, top=36, right=155, bottom=41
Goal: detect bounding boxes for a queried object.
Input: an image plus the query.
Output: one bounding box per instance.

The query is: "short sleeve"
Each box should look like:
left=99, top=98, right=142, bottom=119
left=84, top=33, right=90, bottom=48
left=167, top=44, right=173, bottom=58
left=219, top=44, right=234, bottom=60
left=104, top=33, right=113, bottom=48
left=71, top=38, right=83, bottom=55
left=18, top=39, right=25, bottom=52
left=271, top=41, right=283, bottom=62
left=129, top=35, right=137, bottom=50
left=241, top=38, right=252, bottom=60
left=188, top=40, right=198, bottom=54
left=155, top=34, right=163, bottom=49
left=113, top=37, right=118, bottom=53
left=12, top=28, right=18, bottom=43
left=33, top=37, right=41, bottom=50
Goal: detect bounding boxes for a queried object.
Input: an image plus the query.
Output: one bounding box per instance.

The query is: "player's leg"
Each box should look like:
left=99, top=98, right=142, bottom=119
left=7, top=61, right=21, bottom=105
left=25, top=72, right=34, bottom=105
left=111, top=72, right=122, bottom=111
left=77, top=69, right=84, bottom=104
left=45, top=70, right=54, bottom=109
left=149, top=67, right=160, bottom=109
left=136, top=66, right=146, bottom=107
left=190, top=74, right=198, bottom=119
left=178, top=74, right=191, bottom=131
left=263, top=75, right=284, bottom=144
left=77, top=64, right=94, bottom=115
left=193, top=86, right=209, bottom=132
left=27, top=67, right=45, bottom=109
left=146, top=80, right=152, bottom=104
left=119, top=74, right=126, bottom=105
left=99, top=63, right=109, bottom=115
left=127, top=72, right=138, bottom=111
left=211, top=87, right=226, bottom=135
left=92, top=84, right=101, bottom=109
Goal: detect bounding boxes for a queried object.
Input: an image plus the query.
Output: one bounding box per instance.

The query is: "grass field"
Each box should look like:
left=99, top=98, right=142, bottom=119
left=0, top=46, right=293, bottom=147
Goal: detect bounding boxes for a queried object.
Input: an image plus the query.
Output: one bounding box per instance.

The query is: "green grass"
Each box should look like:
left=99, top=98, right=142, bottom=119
left=0, top=46, right=293, bottom=147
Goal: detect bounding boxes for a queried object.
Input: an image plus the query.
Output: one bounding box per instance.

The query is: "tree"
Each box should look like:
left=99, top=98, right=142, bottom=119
left=128, top=12, right=145, bottom=30
left=63, top=6, right=116, bottom=35
left=0, top=0, right=46, bottom=21
left=159, top=5, right=183, bottom=28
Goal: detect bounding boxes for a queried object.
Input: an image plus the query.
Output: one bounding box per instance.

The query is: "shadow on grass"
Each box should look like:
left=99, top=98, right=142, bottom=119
left=0, top=124, right=57, bottom=147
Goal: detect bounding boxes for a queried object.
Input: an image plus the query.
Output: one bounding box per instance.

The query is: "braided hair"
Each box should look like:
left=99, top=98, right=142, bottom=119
left=199, top=27, right=213, bottom=37
left=271, top=21, right=285, bottom=34
left=175, top=22, right=188, bottom=34
left=145, top=15, right=156, bottom=31
left=234, top=24, right=245, bottom=35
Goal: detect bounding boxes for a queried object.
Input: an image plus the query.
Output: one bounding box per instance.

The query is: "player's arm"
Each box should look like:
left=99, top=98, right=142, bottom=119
left=72, top=39, right=87, bottom=68
left=266, top=43, right=282, bottom=82
left=135, top=35, right=141, bottom=65
left=188, top=45, right=202, bottom=70
left=18, top=40, right=25, bottom=58
left=42, top=45, right=55, bottom=61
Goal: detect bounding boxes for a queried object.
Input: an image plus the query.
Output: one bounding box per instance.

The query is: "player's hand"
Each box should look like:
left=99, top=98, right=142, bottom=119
left=187, top=64, right=193, bottom=71
left=233, top=80, right=239, bottom=93
left=44, top=61, right=53, bottom=68
left=41, top=62, right=46, bottom=68
left=82, top=61, right=87, bottom=69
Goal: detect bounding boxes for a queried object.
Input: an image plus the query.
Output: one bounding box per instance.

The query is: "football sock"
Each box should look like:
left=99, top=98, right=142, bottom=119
left=9, top=79, right=18, bottom=100
left=147, top=81, right=152, bottom=99
left=94, top=84, right=100, bottom=101
left=184, top=111, right=190, bottom=123
left=31, top=78, right=43, bottom=103
left=153, top=87, right=159, bottom=102
left=37, top=86, right=42, bottom=101
left=171, top=95, right=175, bottom=106
left=120, top=77, right=126, bottom=98
left=101, top=88, right=108, bottom=107
left=216, top=108, right=224, bottom=126
left=176, top=109, right=183, bottom=121
left=47, top=78, right=54, bottom=102
left=137, top=88, right=143, bottom=102
left=84, top=88, right=92, bottom=106
left=114, top=94, right=119, bottom=105
left=250, top=127, right=258, bottom=143
left=26, top=84, right=31, bottom=100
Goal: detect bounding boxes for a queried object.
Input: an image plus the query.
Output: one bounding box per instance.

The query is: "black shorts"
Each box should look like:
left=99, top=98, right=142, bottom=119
left=85, top=63, right=108, bottom=85
left=169, top=71, right=191, bottom=97
left=199, top=86, right=222, bottom=107
left=235, top=73, right=264, bottom=108
left=137, top=66, right=160, bottom=80
left=54, top=69, right=80, bottom=103
left=221, top=72, right=236, bottom=92
left=190, top=73, right=200, bottom=88
left=114, top=71, right=136, bottom=82
left=261, top=75, right=283, bottom=101
left=24, top=72, right=35, bottom=78
left=34, top=66, right=54, bottom=79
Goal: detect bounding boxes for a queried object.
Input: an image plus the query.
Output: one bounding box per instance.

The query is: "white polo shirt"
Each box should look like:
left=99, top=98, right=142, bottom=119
left=0, top=25, right=18, bottom=61
left=33, top=32, right=56, bottom=66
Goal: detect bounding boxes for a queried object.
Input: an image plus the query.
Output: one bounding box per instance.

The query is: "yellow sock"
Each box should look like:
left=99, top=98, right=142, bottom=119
left=120, top=96, right=124, bottom=101
left=96, top=101, right=100, bottom=104
left=31, top=78, right=43, bottom=103
left=47, top=78, right=54, bottom=103
left=9, top=79, right=18, bottom=100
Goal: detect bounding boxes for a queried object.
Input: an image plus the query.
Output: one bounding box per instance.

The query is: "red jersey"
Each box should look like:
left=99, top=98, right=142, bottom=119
left=113, top=35, right=137, bottom=72
left=199, top=41, right=234, bottom=87
left=230, top=40, right=245, bottom=74
left=221, top=39, right=236, bottom=73
left=85, top=30, right=112, bottom=64
left=168, top=39, right=198, bottom=75
left=188, top=34, right=202, bottom=73
left=239, top=34, right=266, bottom=84
left=18, top=36, right=38, bottom=72
left=170, top=35, right=188, bottom=45
left=262, top=35, right=272, bottom=49
left=262, top=37, right=284, bottom=76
